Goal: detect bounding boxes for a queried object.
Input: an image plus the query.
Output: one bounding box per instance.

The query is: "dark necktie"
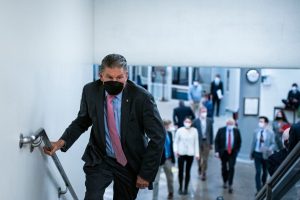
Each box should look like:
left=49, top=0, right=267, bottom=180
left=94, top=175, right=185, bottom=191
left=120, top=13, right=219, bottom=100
left=107, top=95, right=127, bottom=166
left=259, top=130, right=264, bottom=148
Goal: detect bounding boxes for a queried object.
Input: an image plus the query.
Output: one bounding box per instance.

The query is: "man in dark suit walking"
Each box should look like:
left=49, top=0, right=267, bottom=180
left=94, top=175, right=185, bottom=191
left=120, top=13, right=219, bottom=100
left=173, top=100, right=195, bottom=128
left=44, top=54, right=165, bottom=200
left=192, top=106, right=213, bottom=181
left=210, top=74, right=224, bottom=117
left=215, top=118, right=241, bottom=194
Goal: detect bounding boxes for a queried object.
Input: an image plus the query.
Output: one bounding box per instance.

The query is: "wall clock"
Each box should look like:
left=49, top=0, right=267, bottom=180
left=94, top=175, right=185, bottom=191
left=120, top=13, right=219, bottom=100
left=246, top=69, right=260, bottom=83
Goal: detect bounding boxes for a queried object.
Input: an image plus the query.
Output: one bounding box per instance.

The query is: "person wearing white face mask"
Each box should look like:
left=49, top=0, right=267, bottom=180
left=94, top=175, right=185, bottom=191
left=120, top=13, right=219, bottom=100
left=282, top=83, right=300, bottom=110
left=192, top=106, right=213, bottom=180
left=250, top=116, right=275, bottom=193
left=174, top=117, right=199, bottom=195
left=210, top=74, right=224, bottom=117
left=152, top=120, right=175, bottom=200
left=188, top=80, right=202, bottom=115
left=214, top=118, right=241, bottom=194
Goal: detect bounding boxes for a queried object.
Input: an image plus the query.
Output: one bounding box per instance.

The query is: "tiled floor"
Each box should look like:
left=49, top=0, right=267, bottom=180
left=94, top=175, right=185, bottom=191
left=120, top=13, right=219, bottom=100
left=104, top=99, right=258, bottom=200
left=136, top=154, right=256, bottom=200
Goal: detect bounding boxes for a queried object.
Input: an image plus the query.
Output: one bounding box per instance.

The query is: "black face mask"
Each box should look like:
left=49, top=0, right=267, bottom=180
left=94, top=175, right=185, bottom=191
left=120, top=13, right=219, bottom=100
left=103, top=81, right=124, bottom=95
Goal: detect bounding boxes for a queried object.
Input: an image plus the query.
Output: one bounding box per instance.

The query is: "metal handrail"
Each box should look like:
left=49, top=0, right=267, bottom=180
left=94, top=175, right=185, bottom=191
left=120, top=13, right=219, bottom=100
left=256, top=141, right=300, bottom=200
left=19, top=128, right=79, bottom=200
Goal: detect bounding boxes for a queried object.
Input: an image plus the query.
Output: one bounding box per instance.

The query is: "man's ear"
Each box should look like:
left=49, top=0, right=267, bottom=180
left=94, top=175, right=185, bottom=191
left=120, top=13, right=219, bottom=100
left=99, top=72, right=104, bottom=82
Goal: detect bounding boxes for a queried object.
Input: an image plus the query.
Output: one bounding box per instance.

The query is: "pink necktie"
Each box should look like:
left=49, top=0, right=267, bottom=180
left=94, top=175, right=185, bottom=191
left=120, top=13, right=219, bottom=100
left=106, top=95, right=127, bottom=166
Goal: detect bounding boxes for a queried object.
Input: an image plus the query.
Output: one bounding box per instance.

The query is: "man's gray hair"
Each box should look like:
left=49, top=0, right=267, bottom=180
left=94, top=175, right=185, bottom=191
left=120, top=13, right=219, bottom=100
left=99, top=54, right=127, bottom=73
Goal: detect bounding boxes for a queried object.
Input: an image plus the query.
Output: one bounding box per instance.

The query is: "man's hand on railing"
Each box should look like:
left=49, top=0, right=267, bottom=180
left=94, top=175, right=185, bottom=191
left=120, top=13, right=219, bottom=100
left=43, top=139, right=65, bottom=156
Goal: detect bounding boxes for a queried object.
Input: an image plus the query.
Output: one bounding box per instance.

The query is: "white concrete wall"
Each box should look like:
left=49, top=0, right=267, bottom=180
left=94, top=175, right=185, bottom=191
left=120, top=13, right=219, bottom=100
left=260, top=69, right=300, bottom=122
left=94, top=0, right=300, bottom=67
left=225, top=68, right=241, bottom=112
left=0, top=0, right=94, bottom=199
left=1, top=0, right=300, bottom=199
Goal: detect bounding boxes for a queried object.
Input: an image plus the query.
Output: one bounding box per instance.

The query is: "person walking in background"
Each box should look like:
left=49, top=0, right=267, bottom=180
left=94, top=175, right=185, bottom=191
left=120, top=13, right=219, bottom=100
left=215, top=118, right=241, bottom=194
left=250, top=116, right=276, bottom=193
left=152, top=119, right=175, bottom=200
left=174, top=117, right=199, bottom=195
left=282, top=83, right=300, bottom=110
left=272, top=110, right=290, bottom=151
left=267, top=128, right=290, bottom=176
left=192, top=106, right=213, bottom=181
left=136, top=74, right=148, bottom=90
left=44, top=54, right=165, bottom=200
left=173, top=100, right=195, bottom=128
left=210, top=74, right=224, bottom=117
left=288, top=121, right=300, bottom=152
left=188, top=80, right=202, bottom=116
left=202, top=93, right=214, bottom=119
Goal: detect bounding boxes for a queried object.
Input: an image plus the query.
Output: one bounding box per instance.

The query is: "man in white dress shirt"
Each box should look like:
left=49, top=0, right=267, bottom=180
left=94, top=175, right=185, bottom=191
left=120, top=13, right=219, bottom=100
left=215, top=118, right=241, bottom=194
left=250, top=116, right=275, bottom=192
left=192, top=106, right=213, bottom=180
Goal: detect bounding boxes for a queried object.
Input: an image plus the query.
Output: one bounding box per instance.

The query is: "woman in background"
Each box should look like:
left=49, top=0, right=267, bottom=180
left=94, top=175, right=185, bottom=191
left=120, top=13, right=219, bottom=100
left=174, top=117, right=199, bottom=195
left=272, top=110, right=290, bottom=151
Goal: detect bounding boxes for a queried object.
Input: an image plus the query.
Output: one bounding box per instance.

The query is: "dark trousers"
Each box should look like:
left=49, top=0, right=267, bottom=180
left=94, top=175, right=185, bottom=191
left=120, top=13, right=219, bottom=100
left=220, top=151, right=237, bottom=186
left=83, top=157, right=139, bottom=200
left=212, top=97, right=221, bottom=116
left=253, top=151, right=268, bottom=192
left=178, top=155, right=194, bottom=191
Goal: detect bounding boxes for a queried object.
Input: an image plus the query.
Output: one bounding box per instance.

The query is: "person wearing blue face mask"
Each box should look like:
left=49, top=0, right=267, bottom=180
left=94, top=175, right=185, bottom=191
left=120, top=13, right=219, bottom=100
left=215, top=118, right=242, bottom=194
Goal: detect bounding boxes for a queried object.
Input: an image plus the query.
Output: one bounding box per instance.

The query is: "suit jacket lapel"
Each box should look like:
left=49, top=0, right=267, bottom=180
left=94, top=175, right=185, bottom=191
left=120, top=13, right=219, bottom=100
left=198, top=119, right=202, bottom=138
left=205, top=118, right=210, bottom=138
left=95, top=81, right=106, bottom=149
left=233, top=129, right=239, bottom=149
left=121, top=81, right=131, bottom=145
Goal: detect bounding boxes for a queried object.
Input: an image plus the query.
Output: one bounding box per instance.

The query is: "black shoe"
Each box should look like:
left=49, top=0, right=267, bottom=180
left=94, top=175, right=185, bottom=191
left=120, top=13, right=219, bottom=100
left=228, top=186, right=233, bottom=194
left=223, top=182, right=228, bottom=189
left=183, top=189, right=188, bottom=195
left=167, top=192, right=173, bottom=199
left=178, top=189, right=183, bottom=195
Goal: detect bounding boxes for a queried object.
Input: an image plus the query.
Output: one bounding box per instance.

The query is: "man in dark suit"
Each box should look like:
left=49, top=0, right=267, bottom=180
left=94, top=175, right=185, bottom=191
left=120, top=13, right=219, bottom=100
left=44, top=54, right=165, bottom=200
left=210, top=74, right=224, bottom=117
left=192, top=106, right=213, bottom=181
left=215, top=118, right=241, bottom=194
left=173, top=100, right=195, bottom=128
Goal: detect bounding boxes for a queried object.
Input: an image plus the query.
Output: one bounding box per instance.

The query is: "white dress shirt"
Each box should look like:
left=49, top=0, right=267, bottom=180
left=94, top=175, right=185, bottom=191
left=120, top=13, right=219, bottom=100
left=174, top=127, right=200, bottom=157
left=226, top=128, right=234, bottom=149
left=200, top=118, right=207, bottom=139
left=255, top=129, right=267, bottom=152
